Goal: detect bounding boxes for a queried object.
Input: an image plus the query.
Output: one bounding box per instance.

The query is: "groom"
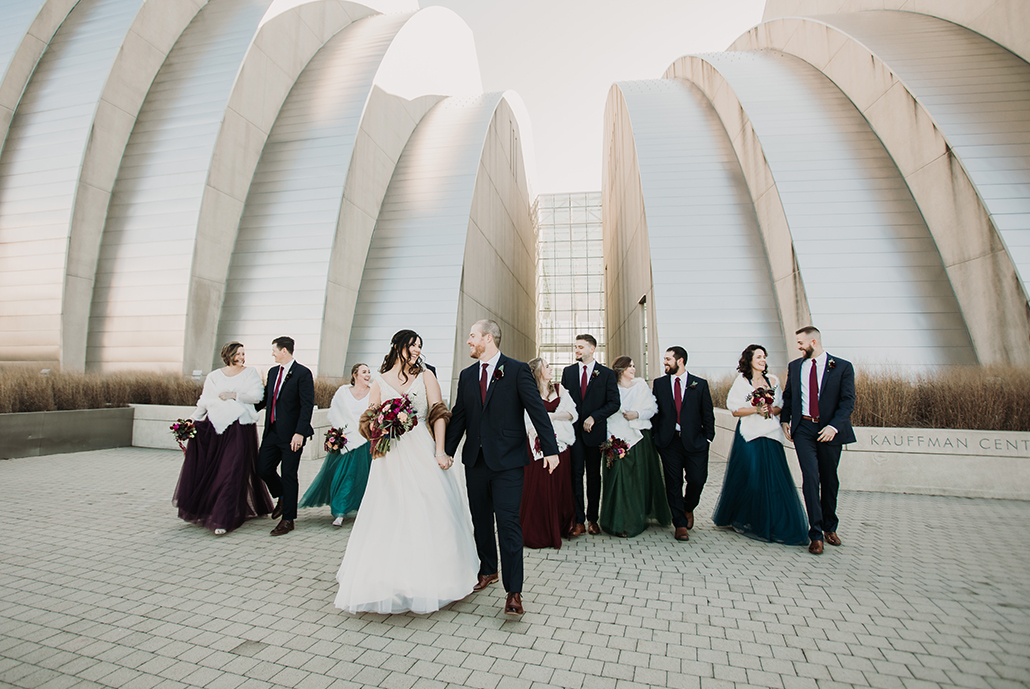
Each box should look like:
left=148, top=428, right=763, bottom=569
left=781, top=326, right=856, bottom=554
left=445, top=319, right=559, bottom=616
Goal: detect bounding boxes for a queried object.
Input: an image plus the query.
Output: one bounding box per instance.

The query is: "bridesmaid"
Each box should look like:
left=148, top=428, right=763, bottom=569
left=712, top=344, right=808, bottom=545
left=600, top=357, right=672, bottom=537
left=520, top=357, right=578, bottom=549
left=173, top=342, right=274, bottom=535
left=300, top=363, right=373, bottom=525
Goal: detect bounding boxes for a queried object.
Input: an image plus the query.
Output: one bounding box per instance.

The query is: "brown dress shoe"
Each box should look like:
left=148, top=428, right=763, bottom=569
left=270, top=519, right=294, bottom=536
left=571, top=523, right=586, bottom=536
left=824, top=532, right=842, bottom=546
left=505, top=592, right=524, bottom=615
left=674, top=527, right=690, bottom=541
left=684, top=511, right=695, bottom=530
left=271, top=498, right=283, bottom=520
left=587, top=521, right=601, bottom=535
left=808, top=540, right=823, bottom=554
left=473, top=573, right=499, bottom=591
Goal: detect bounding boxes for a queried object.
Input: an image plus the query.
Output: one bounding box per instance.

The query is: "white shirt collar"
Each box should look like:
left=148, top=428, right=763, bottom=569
left=277, top=359, right=294, bottom=379
left=580, top=359, right=595, bottom=375
left=808, top=351, right=827, bottom=370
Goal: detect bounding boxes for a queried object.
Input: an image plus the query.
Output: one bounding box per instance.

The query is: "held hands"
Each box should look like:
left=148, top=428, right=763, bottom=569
left=290, top=433, right=304, bottom=452
left=438, top=454, right=454, bottom=470
left=582, top=416, right=595, bottom=433
left=622, top=410, right=639, bottom=421
left=543, top=454, right=559, bottom=474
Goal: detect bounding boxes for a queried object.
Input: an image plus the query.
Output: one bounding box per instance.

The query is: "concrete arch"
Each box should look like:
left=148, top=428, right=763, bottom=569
left=603, top=79, right=786, bottom=378
left=85, top=0, right=396, bottom=373
left=667, top=51, right=977, bottom=369
left=347, top=92, right=536, bottom=400
left=732, top=12, right=1030, bottom=365
left=215, top=7, right=481, bottom=377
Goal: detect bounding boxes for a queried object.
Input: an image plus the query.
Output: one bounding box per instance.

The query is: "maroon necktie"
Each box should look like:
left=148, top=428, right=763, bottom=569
left=674, top=376, right=682, bottom=419
left=580, top=365, right=588, bottom=397
left=270, top=366, right=284, bottom=423
left=809, top=360, right=819, bottom=418
left=480, top=363, right=489, bottom=404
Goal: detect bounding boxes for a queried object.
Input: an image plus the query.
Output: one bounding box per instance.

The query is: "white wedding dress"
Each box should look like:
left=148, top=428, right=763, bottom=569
left=335, top=372, right=478, bottom=614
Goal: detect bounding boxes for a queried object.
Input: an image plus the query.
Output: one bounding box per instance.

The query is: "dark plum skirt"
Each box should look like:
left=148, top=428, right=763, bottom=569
left=173, top=419, right=274, bottom=533
left=520, top=447, right=576, bottom=549
left=711, top=422, right=808, bottom=546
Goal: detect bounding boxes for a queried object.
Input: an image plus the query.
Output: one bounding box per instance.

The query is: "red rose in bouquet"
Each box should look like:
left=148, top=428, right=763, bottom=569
left=170, top=418, right=196, bottom=452
left=747, top=386, right=776, bottom=419
left=367, top=395, right=418, bottom=459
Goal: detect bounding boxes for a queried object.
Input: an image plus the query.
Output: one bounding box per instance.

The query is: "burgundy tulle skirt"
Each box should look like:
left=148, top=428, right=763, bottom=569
left=173, top=419, right=274, bottom=533
left=520, top=447, right=576, bottom=549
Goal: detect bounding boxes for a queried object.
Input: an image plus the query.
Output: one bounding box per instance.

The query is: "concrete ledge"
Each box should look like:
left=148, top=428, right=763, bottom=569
left=130, top=404, right=330, bottom=461
left=711, top=409, right=1030, bottom=500
left=0, top=408, right=134, bottom=459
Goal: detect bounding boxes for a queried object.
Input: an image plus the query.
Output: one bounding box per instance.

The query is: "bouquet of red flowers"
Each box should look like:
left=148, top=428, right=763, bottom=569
left=600, top=435, right=629, bottom=468
left=366, top=396, right=418, bottom=459
left=324, top=426, right=348, bottom=453
left=747, top=386, right=776, bottom=419
left=170, top=418, right=196, bottom=452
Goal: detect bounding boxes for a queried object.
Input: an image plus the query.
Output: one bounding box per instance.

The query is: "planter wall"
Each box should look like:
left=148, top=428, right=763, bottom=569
left=712, top=409, right=1030, bottom=500
left=0, top=408, right=134, bottom=459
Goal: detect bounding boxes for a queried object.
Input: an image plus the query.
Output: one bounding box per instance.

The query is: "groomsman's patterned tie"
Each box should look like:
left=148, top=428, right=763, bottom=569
left=809, top=360, right=819, bottom=418
left=480, top=362, right=489, bottom=404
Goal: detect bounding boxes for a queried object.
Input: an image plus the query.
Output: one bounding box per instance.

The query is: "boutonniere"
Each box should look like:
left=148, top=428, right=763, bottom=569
left=590, top=369, right=599, bottom=381
left=827, top=359, right=836, bottom=370
left=688, top=380, right=698, bottom=390
left=284, top=370, right=293, bottom=382
left=492, top=364, right=505, bottom=382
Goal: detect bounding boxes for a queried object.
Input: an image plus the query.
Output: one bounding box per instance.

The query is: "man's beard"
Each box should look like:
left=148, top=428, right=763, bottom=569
left=574, top=352, right=582, bottom=362
left=664, top=362, right=674, bottom=374
left=469, top=342, right=485, bottom=359
left=801, top=343, right=815, bottom=359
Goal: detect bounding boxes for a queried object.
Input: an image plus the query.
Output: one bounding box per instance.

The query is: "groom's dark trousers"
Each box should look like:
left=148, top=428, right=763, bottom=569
left=446, top=353, right=558, bottom=594
left=256, top=361, right=314, bottom=521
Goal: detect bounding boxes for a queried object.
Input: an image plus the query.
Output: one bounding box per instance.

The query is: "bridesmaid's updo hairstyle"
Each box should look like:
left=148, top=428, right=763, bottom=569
left=612, top=356, right=634, bottom=381
left=220, top=341, right=244, bottom=367
left=527, top=357, right=555, bottom=398
left=380, top=330, right=424, bottom=384
left=349, top=363, right=368, bottom=385
left=737, top=344, right=767, bottom=381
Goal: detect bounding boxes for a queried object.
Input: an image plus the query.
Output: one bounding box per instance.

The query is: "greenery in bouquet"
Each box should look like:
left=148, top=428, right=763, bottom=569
left=324, top=426, right=348, bottom=453
left=600, top=435, right=629, bottom=468
left=367, top=395, right=418, bottom=459
left=170, top=418, right=196, bottom=452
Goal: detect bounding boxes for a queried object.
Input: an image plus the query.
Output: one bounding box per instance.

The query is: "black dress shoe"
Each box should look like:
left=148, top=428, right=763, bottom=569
left=271, top=498, right=283, bottom=520
left=270, top=519, right=294, bottom=536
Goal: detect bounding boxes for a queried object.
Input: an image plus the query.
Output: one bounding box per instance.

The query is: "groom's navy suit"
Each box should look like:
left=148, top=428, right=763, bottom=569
left=781, top=353, right=855, bottom=541
left=255, top=360, right=314, bottom=521
left=446, top=353, right=557, bottom=593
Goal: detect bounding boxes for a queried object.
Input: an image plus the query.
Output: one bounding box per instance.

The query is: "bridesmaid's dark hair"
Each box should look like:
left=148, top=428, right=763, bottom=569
left=612, top=356, right=633, bottom=379
left=737, top=344, right=767, bottom=381
left=380, top=330, right=424, bottom=384
left=349, top=363, right=368, bottom=385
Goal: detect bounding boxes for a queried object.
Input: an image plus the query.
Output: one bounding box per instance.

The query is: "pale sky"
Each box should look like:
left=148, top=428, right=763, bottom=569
left=421, top=0, right=767, bottom=193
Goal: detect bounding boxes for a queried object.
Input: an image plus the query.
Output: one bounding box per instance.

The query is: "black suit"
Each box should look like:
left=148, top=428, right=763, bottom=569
left=446, top=353, right=557, bottom=593
left=652, top=373, right=715, bottom=529
left=560, top=362, right=620, bottom=524
left=256, top=360, right=315, bottom=521
left=781, top=353, right=855, bottom=541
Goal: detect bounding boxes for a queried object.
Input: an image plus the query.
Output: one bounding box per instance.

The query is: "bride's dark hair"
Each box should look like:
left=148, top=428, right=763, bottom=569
left=380, top=329, right=424, bottom=384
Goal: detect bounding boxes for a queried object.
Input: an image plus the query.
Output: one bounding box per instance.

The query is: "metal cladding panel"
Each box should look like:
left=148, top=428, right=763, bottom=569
left=819, top=10, right=1030, bottom=297
left=702, top=51, right=977, bottom=368
left=0, top=1, right=45, bottom=96
left=619, top=79, right=786, bottom=372
left=86, top=0, right=274, bottom=371
left=216, top=14, right=413, bottom=372
left=0, top=0, right=145, bottom=364
left=347, top=94, right=504, bottom=397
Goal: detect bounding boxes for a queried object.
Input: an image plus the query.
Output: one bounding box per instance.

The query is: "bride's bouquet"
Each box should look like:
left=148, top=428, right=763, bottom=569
left=363, top=396, right=418, bottom=459
left=599, top=435, right=629, bottom=468
left=746, top=387, right=776, bottom=419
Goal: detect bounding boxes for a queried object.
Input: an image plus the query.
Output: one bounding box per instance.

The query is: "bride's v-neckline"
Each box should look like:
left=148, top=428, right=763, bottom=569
left=381, top=371, right=422, bottom=397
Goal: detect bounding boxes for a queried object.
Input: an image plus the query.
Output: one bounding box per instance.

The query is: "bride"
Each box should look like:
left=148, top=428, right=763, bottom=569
left=335, top=330, right=478, bottom=614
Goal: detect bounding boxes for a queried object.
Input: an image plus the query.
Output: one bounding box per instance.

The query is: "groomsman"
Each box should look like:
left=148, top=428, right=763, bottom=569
left=256, top=336, right=314, bottom=536
left=781, top=326, right=856, bottom=554
left=561, top=334, right=620, bottom=535
left=652, top=346, right=715, bottom=541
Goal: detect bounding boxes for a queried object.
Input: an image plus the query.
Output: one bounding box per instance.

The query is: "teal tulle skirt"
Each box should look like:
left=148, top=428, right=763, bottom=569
left=299, top=443, right=372, bottom=518
left=599, top=430, right=672, bottom=537
left=711, top=422, right=808, bottom=545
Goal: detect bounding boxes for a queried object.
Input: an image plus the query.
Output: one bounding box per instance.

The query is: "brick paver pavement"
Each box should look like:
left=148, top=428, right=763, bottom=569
left=1, top=447, right=1028, bottom=689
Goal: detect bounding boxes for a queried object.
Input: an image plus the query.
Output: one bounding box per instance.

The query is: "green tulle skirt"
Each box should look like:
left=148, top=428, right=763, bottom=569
left=599, top=430, right=672, bottom=537
left=299, top=443, right=372, bottom=518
